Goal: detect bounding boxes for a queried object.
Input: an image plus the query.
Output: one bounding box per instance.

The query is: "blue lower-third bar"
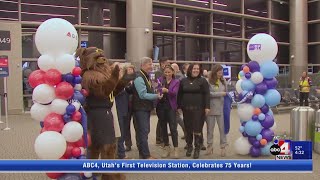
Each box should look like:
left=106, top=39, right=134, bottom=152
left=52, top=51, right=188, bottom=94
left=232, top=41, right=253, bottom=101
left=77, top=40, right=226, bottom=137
left=0, top=160, right=312, bottom=172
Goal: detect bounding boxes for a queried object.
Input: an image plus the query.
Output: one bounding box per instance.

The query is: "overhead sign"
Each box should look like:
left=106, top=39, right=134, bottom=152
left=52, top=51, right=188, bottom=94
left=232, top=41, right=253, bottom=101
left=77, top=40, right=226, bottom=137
left=0, top=55, right=9, bottom=77
left=0, top=31, right=11, bottom=51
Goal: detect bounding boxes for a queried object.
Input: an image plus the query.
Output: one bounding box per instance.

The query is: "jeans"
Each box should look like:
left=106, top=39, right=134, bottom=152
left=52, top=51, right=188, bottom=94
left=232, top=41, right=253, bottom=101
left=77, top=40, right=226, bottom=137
left=206, top=115, right=227, bottom=148
left=133, top=110, right=151, bottom=159
left=156, top=116, right=162, bottom=143
left=156, top=103, right=178, bottom=147
left=124, top=109, right=133, bottom=147
left=117, top=116, right=127, bottom=159
left=300, top=92, right=309, bottom=106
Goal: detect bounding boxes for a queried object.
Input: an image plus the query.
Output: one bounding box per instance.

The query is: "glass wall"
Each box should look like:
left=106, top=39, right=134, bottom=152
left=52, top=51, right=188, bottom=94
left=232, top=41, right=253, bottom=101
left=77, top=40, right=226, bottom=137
left=308, top=0, right=320, bottom=65
left=0, top=0, right=18, bottom=21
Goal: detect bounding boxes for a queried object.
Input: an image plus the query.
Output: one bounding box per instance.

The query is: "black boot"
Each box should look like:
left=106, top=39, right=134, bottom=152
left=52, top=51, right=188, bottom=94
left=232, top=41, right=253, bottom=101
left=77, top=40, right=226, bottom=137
left=193, top=135, right=200, bottom=159
left=186, top=145, right=193, bottom=157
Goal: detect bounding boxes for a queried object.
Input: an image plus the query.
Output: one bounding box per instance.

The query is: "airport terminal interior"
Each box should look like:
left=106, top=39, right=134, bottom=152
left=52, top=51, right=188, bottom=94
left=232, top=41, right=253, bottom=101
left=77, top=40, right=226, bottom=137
left=1, top=0, right=320, bottom=179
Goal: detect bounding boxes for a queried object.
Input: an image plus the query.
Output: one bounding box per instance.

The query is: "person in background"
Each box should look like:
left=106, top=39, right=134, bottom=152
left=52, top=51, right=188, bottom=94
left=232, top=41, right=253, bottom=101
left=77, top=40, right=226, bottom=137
left=154, top=57, right=171, bottom=146
left=156, top=65, right=180, bottom=158
left=123, top=65, right=136, bottom=152
left=206, top=65, right=228, bottom=157
left=133, top=57, right=163, bottom=159
left=182, top=63, right=190, bottom=77
left=115, top=65, right=136, bottom=159
left=203, top=69, right=208, bottom=78
left=171, top=63, right=186, bottom=140
left=177, top=63, right=210, bottom=159
left=299, top=71, right=312, bottom=106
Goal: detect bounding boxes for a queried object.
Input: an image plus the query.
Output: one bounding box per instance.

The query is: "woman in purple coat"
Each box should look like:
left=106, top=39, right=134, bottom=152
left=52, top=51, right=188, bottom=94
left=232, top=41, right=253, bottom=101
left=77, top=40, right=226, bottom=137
left=156, top=65, right=180, bottom=159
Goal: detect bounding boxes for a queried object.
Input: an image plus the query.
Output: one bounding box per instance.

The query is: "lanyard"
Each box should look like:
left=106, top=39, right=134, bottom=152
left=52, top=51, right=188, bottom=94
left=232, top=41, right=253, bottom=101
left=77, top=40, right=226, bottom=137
left=140, top=70, right=151, bottom=88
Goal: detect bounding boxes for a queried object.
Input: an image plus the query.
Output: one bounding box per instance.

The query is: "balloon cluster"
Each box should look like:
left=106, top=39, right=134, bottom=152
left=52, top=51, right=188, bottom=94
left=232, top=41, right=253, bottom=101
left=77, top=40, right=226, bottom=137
left=234, top=33, right=280, bottom=157
left=29, top=18, right=92, bottom=180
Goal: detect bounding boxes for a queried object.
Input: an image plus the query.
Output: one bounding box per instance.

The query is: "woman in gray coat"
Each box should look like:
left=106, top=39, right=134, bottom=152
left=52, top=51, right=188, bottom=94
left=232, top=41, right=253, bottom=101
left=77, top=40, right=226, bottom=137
left=206, top=64, right=228, bottom=157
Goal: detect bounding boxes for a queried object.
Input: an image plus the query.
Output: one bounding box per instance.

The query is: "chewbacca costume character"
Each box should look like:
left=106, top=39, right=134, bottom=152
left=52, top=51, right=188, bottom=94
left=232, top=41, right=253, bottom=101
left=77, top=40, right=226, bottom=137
left=76, top=47, right=132, bottom=180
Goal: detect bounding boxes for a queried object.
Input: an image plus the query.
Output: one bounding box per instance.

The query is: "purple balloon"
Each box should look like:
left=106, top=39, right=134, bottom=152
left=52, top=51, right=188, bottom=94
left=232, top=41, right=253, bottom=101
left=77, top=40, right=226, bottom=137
left=255, top=82, right=268, bottom=95
left=261, top=104, right=270, bottom=114
left=250, top=146, right=261, bottom=157
left=264, top=78, right=278, bottom=89
left=261, top=114, right=274, bottom=129
left=241, top=64, right=246, bottom=70
left=248, top=61, right=260, bottom=72
left=253, top=140, right=261, bottom=148
left=248, top=136, right=256, bottom=145
left=261, top=128, right=274, bottom=142
left=245, top=73, right=251, bottom=79
left=252, top=115, right=258, bottom=121
left=241, top=122, right=247, bottom=126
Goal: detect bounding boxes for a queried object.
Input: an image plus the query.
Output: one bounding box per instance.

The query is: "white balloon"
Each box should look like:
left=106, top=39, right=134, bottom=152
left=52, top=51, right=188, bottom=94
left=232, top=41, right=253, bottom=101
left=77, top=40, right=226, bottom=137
left=51, top=99, right=69, bottom=115
left=74, top=84, right=82, bottom=91
left=37, top=54, right=55, bottom=71
left=30, top=103, right=51, bottom=122
left=234, top=137, right=251, bottom=155
left=35, top=18, right=78, bottom=57
left=84, top=172, right=92, bottom=178
left=32, top=84, right=56, bottom=104
left=271, top=121, right=277, bottom=131
left=237, top=103, right=254, bottom=121
left=62, top=121, right=83, bottom=142
left=72, top=101, right=81, bottom=111
left=236, top=79, right=243, bottom=94
left=55, top=54, right=75, bottom=74
left=34, top=131, right=67, bottom=159
left=251, top=72, right=264, bottom=84
left=247, top=33, right=278, bottom=64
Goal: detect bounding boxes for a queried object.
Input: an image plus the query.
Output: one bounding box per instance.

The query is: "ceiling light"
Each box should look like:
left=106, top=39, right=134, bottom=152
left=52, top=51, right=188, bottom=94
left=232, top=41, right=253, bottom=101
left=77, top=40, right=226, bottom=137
left=153, top=22, right=160, bottom=25
left=226, top=22, right=240, bottom=27
left=247, top=9, right=259, bottom=13
left=152, top=14, right=172, bottom=18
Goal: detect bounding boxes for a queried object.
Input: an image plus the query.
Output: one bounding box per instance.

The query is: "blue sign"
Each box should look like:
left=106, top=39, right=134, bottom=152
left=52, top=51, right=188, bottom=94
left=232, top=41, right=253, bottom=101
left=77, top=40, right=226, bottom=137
left=222, top=65, right=231, bottom=79
left=0, top=55, right=9, bottom=77
left=81, top=41, right=88, bottom=48
left=0, top=160, right=312, bottom=172
left=291, top=141, right=312, bottom=159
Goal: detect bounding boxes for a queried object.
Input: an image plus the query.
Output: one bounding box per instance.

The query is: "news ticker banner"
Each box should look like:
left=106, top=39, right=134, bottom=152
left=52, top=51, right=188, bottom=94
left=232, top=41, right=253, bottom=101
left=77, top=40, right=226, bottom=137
left=0, top=160, right=312, bottom=173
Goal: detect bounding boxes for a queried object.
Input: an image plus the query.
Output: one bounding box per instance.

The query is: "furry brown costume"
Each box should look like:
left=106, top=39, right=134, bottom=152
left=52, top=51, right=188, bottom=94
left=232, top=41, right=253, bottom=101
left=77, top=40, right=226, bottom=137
left=76, top=47, right=129, bottom=180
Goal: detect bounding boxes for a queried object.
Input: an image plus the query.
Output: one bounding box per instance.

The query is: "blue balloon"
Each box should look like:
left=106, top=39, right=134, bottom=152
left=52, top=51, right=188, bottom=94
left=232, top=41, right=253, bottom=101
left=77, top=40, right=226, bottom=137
left=244, top=120, right=263, bottom=136
left=64, top=73, right=74, bottom=84
left=241, top=79, right=255, bottom=91
left=73, top=76, right=82, bottom=84
left=251, top=94, right=265, bottom=108
left=239, top=71, right=245, bottom=77
left=73, top=91, right=85, bottom=104
left=264, top=89, right=281, bottom=107
left=239, top=126, right=245, bottom=133
left=66, top=104, right=76, bottom=115
left=78, top=155, right=86, bottom=159
left=63, top=114, right=72, bottom=123
left=256, top=134, right=262, bottom=140
left=260, top=60, right=279, bottom=79
left=261, top=142, right=273, bottom=156
left=58, top=173, right=82, bottom=180
left=258, top=113, right=266, bottom=121
left=267, top=109, right=274, bottom=116
left=75, top=60, right=80, bottom=67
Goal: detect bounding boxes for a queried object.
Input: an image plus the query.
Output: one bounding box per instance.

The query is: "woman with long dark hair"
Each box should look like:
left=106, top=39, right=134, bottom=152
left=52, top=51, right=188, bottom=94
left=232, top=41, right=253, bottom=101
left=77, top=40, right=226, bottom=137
left=177, top=63, right=210, bottom=159
left=156, top=65, right=180, bottom=158
left=206, top=64, right=228, bottom=157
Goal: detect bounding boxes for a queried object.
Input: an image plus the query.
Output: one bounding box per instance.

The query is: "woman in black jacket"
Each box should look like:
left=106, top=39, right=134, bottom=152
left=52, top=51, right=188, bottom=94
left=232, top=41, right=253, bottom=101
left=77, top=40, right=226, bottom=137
left=177, top=63, right=210, bottom=159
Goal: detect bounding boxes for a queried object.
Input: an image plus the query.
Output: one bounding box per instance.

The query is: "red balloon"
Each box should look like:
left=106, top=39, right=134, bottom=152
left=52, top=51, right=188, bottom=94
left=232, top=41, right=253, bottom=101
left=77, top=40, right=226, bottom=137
left=45, top=69, right=62, bottom=86
left=55, top=82, right=74, bottom=100
left=72, top=67, right=82, bottom=76
left=63, top=142, right=75, bottom=159
left=81, top=89, right=89, bottom=97
left=72, top=111, right=82, bottom=122
left=43, top=113, right=65, bottom=132
left=28, top=70, right=46, bottom=88
left=60, top=156, right=67, bottom=160
left=72, top=147, right=81, bottom=158
left=46, top=172, right=63, bottom=179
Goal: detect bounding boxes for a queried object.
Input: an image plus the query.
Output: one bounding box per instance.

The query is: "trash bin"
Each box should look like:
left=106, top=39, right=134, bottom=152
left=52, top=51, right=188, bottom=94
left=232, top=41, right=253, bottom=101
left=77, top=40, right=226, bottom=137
left=290, top=107, right=315, bottom=142
left=315, top=110, right=320, bottom=154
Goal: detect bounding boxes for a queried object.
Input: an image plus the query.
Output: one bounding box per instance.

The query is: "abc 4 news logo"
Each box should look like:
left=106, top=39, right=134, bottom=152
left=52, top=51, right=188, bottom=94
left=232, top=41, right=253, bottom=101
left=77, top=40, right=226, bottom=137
left=269, top=139, right=292, bottom=160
